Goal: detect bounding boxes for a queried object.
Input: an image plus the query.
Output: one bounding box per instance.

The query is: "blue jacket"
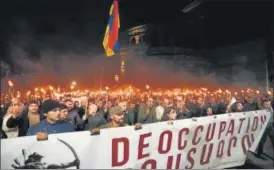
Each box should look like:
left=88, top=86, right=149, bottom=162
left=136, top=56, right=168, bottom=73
left=27, top=120, right=74, bottom=136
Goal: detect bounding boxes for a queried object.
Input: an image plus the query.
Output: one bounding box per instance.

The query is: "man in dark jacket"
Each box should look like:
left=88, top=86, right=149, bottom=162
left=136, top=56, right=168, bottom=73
left=83, top=104, right=107, bottom=130
left=6, top=100, right=44, bottom=137
left=64, top=99, right=85, bottom=131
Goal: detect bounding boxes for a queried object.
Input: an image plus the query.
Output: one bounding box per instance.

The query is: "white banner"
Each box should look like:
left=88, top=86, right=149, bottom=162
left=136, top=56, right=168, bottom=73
left=1, top=110, right=272, bottom=169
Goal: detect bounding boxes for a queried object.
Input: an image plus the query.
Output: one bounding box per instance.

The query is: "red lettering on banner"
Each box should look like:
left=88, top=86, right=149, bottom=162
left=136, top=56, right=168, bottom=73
left=200, top=143, right=213, bottom=165
left=158, top=130, right=172, bottom=154
left=227, top=136, right=237, bottom=157
left=260, top=115, right=267, bottom=128
left=238, top=118, right=245, bottom=134
left=218, top=121, right=226, bottom=139
left=175, top=154, right=182, bottom=169
left=252, top=116, right=258, bottom=131
left=138, top=132, right=152, bottom=160
left=216, top=140, right=225, bottom=158
left=225, top=119, right=235, bottom=136
left=192, top=125, right=203, bottom=145
left=245, top=117, right=251, bottom=133
left=250, top=133, right=255, bottom=143
left=112, top=137, right=129, bottom=167
left=205, top=123, right=216, bottom=142
left=185, top=148, right=196, bottom=169
left=141, top=159, right=157, bottom=169
left=166, top=154, right=182, bottom=169
left=178, top=128, right=189, bottom=150
left=241, top=134, right=253, bottom=154
left=167, top=156, right=173, bottom=169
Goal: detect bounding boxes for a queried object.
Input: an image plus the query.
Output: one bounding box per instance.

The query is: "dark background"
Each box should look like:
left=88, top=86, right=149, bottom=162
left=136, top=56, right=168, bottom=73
left=1, top=0, right=273, bottom=75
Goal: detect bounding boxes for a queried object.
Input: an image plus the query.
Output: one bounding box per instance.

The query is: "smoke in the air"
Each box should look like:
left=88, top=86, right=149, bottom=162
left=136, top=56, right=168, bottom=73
left=1, top=18, right=267, bottom=92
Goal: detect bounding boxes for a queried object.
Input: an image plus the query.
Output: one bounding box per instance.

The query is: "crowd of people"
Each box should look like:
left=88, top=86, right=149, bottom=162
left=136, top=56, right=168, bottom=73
left=0, top=88, right=273, bottom=158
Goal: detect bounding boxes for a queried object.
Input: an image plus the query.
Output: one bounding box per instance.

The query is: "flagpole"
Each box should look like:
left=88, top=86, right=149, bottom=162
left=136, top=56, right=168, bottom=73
left=99, top=67, right=104, bottom=92
left=265, top=60, right=269, bottom=91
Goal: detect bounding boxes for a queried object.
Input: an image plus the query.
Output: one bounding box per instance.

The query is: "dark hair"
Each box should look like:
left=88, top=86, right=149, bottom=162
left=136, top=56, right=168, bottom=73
left=64, top=99, right=73, bottom=103
left=164, top=107, right=176, bottom=115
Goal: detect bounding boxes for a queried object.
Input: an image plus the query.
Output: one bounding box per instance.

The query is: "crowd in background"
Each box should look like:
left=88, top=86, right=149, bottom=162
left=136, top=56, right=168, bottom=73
left=0, top=88, right=273, bottom=157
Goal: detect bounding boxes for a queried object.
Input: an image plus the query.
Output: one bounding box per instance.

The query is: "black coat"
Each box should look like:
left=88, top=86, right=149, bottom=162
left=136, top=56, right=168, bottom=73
left=6, top=110, right=44, bottom=137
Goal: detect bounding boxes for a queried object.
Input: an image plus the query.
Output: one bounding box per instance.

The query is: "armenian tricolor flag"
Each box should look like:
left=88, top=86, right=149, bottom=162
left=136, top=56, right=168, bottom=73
left=102, top=0, right=120, bottom=57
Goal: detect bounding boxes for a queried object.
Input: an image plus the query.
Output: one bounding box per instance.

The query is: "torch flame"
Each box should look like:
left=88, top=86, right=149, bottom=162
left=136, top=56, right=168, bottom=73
left=8, top=80, right=13, bottom=87
left=49, top=85, right=54, bottom=91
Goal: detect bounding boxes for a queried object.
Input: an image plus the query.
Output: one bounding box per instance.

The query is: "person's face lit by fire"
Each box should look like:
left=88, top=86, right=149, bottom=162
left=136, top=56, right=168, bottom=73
left=197, top=97, right=204, bottom=106
left=74, top=101, right=80, bottom=108
left=88, top=104, right=98, bottom=116
left=236, top=103, right=243, bottom=111
left=263, top=101, right=271, bottom=110
left=209, top=97, right=216, bottom=104
left=176, top=96, right=185, bottom=108
left=97, top=101, right=103, bottom=108
left=206, top=107, right=213, bottom=116
left=65, top=101, right=74, bottom=110
left=146, top=98, right=154, bottom=108
left=118, top=101, right=127, bottom=112
left=60, top=108, right=68, bottom=120
left=45, top=108, right=60, bottom=123
left=28, top=103, right=39, bottom=114
left=168, top=109, right=177, bottom=120
left=162, top=98, right=169, bottom=108
left=81, top=99, right=87, bottom=108
left=110, top=112, right=124, bottom=125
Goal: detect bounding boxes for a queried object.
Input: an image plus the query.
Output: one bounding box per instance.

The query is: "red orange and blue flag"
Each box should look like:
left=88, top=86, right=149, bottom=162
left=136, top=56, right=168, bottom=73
left=102, top=0, right=120, bottom=57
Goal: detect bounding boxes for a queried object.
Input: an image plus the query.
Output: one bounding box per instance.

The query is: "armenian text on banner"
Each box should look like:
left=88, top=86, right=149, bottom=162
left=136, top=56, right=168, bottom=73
left=1, top=110, right=272, bottom=169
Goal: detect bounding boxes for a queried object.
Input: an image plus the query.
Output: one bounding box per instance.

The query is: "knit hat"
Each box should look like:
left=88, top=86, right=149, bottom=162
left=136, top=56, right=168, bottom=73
left=109, top=106, right=123, bottom=116
left=58, top=103, right=68, bottom=110
left=42, top=100, right=59, bottom=114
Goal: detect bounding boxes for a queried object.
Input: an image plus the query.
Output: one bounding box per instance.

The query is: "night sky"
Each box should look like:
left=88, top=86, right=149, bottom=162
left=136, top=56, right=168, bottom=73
left=1, top=0, right=273, bottom=74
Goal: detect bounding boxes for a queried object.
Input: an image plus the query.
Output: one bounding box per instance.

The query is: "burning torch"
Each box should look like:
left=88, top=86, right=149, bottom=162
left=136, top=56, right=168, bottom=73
left=105, top=86, right=109, bottom=112
left=26, top=91, right=31, bottom=102
left=8, top=80, right=14, bottom=98
left=146, top=85, right=150, bottom=100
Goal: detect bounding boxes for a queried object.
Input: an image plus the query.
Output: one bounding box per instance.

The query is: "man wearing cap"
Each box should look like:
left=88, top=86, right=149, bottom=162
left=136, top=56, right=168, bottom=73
left=6, top=100, right=43, bottom=137
left=27, top=100, right=74, bottom=136
left=98, top=106, right=127, bottom=129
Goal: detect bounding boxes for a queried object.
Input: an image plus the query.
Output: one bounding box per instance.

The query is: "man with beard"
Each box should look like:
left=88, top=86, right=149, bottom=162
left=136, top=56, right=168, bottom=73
left=6, top=100, right=43, bottom=137
left=192, top=97, right=206, bottom=117
left=64, top=99, right=85, bottom=131
left=175, top=96, right=192, bottom=119
left=98, top=106, right=127, bottom=129
left=137, top=97, right=157, bottom=124
left=77, top=98, right=88, bottom=119
left=118, top=101, right=135, bottom=125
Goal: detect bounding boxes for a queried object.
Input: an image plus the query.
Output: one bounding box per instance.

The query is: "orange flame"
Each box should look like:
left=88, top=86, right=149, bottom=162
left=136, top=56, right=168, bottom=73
left=8, top=80, right=13, bottom=87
